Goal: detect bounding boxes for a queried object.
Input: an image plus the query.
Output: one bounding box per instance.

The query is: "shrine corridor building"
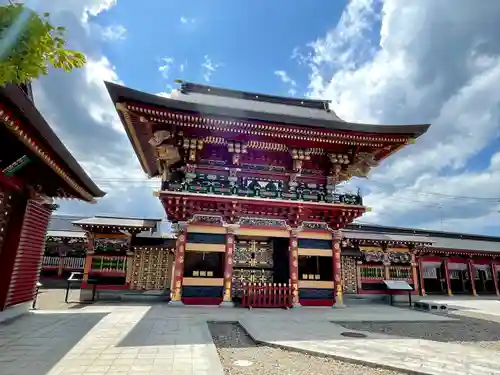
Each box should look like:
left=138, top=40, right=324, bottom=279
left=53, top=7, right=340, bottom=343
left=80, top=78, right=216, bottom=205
left=0, top=84, right=104, bottom=322
left=105, top=80, right=433, bottom=307
left=44, top=215, right=500, bottom=302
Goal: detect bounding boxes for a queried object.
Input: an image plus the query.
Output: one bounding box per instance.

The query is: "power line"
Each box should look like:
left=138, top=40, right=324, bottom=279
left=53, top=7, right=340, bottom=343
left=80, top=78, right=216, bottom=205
left=92, top=177, right=500, bottom=204
left=90, top=185, right=498, bottom=215
left=366, top=179, right=500, bottom=201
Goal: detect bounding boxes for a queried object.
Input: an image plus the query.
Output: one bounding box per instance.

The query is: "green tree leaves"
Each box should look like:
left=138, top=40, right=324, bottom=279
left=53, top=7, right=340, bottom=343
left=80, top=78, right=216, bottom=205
left=0, top=3, right=86, bottom=87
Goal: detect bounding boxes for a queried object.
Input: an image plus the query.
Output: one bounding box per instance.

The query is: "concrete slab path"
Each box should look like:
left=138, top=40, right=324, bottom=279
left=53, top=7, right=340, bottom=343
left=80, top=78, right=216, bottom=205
left=0, top=303, right=496, bottom=375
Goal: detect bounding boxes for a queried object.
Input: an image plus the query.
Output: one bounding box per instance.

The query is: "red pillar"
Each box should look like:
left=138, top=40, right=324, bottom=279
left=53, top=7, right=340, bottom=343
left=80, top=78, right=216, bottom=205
left=57, top=255, right=65, bottom=277
left=410, top=252, right=419, bottom=295
left=82, top=232, right=94, bottom=288
left=468, top=259, right=477, bottom=296
left=332, top=230, right=343, bottom=307
left=418, top=257, right=426, bottom=296
left=443, top=258, right=452, bottom=296
left=491, top=263, right=499, bottom=296
left=221, top=224, right=238, bottom=306
left=170, top=222, right=187, bottom=304
left=289, top=228, right=300, bottom=307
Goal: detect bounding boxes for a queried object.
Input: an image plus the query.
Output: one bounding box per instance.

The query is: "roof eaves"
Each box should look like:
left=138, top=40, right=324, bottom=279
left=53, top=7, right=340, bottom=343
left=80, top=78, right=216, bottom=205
left=1, top=85, right=106, bottom=200
left=104, top=81, right=431, bottom=138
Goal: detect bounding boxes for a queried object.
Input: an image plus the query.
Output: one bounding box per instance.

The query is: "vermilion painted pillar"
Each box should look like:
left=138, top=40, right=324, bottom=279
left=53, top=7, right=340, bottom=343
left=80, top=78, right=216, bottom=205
left=57, top=255, right=64, bottom=277
left=170, top=222, right=187, bottom=305
left=332, top=230, right=343, bottom=307
left=125, top=251, right=134, bottom=288
left=383, top=260, right=391, bottom=279
left=124, top=234, right=134, bottom=288
left=468, top=259, right=477, bottom=296
left=221, top=224, right=238, bottom=307
left=443, top=258, right=452, bottom=296
left=289, top=228, right=300, bottom=307
left=356, top=260, right=363, bottom=293
left=418, top=257, right=426, bottom=296
left=82, top=233, right=94, bottom=286
left=491, top=263, right=499, bottom=296
left=410, top=253, right=419, bottom=295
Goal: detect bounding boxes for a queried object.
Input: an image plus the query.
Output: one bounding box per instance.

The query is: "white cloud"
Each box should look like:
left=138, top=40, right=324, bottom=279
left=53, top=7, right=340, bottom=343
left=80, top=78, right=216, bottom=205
left=301, top=0, right=500, bottom=234
left=274, top=70, right=296, bottom=86
left=201, top=55, right=222, bottom=82
left=158, top=57, right=175, bottom=80
left=274, top=70, right=297, bottom=96
left=101, top=24, right=127, bottom=41
left=10, top=0, right=118, bottom=23
left=180, top=16, right=195, bottom=24
left=14, top=0, right=166, bottom=219
left=156, top=89, right=179, bottom=99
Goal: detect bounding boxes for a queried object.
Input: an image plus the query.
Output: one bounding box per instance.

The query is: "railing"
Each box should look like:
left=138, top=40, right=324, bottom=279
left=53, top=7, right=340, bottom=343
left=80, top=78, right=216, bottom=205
left=241, top=282, right=292, bottom=308
left=63, top=257, right=85, bottom=269
left=42, top=256, right=59, bottom=267
left=162, top=181, right=363, bottom=205
left=42, top=256, right=85, bottom=270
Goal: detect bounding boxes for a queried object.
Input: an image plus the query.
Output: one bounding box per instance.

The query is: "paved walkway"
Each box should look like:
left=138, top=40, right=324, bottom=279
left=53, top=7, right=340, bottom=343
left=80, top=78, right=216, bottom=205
left=418, top=297, right=500, bottom=315
left=0, top=303, right=499, bottom=374
left=1, top=306, right=222, bottom=375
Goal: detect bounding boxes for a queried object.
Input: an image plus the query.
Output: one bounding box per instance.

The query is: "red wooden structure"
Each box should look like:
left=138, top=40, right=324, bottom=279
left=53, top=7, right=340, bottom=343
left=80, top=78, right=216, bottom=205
left=241, top=282, right=292, bottom=309
left=0, top=84, right=104, bottom=320
left=106, top=80, right=430, bottom=307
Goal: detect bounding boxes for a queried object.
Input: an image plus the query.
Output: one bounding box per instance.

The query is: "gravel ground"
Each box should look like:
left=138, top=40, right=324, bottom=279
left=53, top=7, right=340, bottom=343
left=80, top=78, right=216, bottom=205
left=208, top=322, right=406, bottom=375
left=337, top=313, right=500, bottom=351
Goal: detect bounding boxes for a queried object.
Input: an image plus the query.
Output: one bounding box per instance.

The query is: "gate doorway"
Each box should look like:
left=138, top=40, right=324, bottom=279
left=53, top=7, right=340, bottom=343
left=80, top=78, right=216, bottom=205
left=231, top=236, right=290, bottom=306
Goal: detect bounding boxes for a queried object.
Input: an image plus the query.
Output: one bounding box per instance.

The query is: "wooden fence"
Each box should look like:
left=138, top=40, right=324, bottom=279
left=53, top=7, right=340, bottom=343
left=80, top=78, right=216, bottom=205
left=241, top=282, right=292, bottom=308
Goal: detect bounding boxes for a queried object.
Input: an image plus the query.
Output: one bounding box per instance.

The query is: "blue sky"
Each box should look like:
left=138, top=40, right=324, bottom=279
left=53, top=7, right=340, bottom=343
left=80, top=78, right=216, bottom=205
left=94, top=0, right=347, bottom=97
left=17, top=0, right=500, bottom=235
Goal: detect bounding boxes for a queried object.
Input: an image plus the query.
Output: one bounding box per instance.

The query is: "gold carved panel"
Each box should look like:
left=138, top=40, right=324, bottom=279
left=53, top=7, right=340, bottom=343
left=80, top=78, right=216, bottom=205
left=130, top=248, right=173, bottom=290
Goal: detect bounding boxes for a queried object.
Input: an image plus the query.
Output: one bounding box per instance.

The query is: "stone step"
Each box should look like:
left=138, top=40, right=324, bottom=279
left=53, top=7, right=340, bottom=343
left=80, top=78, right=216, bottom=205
left=413, top=301, right=449, bottom=313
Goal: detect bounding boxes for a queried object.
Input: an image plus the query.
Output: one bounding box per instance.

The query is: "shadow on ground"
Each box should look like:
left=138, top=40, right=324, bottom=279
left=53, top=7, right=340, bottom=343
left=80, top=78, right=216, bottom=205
left=0, top=312, right=107, bottom=375
left=337, top=316, right=500, bottom=342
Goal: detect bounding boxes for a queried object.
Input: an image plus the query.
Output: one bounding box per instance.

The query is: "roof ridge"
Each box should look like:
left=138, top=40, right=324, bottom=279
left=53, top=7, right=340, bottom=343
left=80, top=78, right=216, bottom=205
left=176, top=80, right=332, bottom=111
left=93, top=215, right=162, bottom=221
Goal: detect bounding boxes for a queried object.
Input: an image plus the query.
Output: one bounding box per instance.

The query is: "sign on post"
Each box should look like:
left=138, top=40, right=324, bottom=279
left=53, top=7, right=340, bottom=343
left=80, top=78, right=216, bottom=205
left=383, top=280, right=413, bottom=290
left=383, top=280, right=414, bottom=306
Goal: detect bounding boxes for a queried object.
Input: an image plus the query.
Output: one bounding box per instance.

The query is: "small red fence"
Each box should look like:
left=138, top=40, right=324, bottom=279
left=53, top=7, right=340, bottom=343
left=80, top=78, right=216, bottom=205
left=241, top=282, right=293, bottom=308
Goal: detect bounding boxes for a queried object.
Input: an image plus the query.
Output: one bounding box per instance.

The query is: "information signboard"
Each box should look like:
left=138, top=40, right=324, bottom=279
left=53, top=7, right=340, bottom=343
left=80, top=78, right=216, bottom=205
left=383, top=280, right=413, bottom=291
left=383, top=280, right=413, bottom=306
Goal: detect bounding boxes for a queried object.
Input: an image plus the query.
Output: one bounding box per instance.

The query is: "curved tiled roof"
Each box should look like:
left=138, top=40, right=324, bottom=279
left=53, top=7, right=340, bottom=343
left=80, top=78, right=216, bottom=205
left=105, top=81, right=430, bottom=137
left=48, top=215, right=85, bottom=232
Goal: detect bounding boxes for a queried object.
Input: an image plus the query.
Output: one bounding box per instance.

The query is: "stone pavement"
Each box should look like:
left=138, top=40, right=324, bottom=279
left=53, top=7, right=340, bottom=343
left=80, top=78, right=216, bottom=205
left=1, top=306, right=223, bottom=375
left=418, top=297, right=500, bottom=316
left=0, top=303, right=499, bottom=374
